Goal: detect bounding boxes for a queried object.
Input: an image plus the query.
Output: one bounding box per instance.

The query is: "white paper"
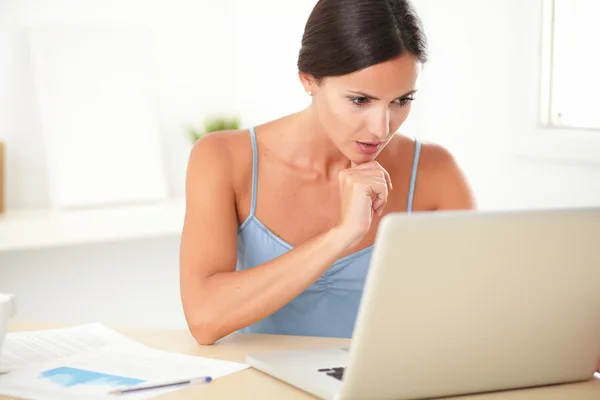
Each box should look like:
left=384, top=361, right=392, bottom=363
left=0, top=324, right=145, bottom=373
left=0, top=324, right=248, bottom=399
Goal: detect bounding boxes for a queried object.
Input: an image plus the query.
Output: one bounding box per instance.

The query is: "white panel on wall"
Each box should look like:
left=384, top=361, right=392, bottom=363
left=27, top=25, right=168, bottom=209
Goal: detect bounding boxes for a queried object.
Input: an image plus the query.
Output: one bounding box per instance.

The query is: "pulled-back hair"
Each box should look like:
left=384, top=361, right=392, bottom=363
left=298, top=0, right=428, bottom=83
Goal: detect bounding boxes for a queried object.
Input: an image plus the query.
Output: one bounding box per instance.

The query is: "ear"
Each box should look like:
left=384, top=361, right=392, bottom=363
left=298, top=71, right=316, bottom=94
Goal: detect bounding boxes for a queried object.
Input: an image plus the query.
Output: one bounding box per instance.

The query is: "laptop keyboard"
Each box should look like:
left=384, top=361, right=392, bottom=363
left=318, top=367, right=345, bottom=381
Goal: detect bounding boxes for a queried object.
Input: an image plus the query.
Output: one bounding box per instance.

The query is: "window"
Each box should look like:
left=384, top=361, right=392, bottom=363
left=541, top=0, right=600, bottom=130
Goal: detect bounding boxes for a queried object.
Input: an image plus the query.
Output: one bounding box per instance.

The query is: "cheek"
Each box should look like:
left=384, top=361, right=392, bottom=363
left=319, top=96, right=361, bottom=134
left=389, top=105, right=412, bottom=132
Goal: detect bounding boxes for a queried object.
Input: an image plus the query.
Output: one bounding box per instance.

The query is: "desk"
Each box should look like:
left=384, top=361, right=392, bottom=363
left=3, top=322, right=600, bottom=400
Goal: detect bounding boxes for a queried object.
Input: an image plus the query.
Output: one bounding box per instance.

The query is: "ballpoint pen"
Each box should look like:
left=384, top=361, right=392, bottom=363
left=109, top=376, right=212, bottom=395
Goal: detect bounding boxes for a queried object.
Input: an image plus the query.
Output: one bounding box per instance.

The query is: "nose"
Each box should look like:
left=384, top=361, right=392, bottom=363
left=367, top=107, right=390, bottom=139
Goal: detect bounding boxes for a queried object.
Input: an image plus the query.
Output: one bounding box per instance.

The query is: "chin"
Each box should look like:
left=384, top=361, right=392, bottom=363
left=346, top=151, right=380, bottom=165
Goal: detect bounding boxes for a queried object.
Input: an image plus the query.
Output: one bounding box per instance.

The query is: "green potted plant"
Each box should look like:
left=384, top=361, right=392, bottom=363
left=189, top=115, right=240, bottom=142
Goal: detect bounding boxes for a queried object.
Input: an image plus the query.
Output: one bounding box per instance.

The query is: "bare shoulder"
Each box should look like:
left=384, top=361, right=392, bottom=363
left=186, top=129, right=252, bottom=179
left=384, top=133, right=456, bottom=167
left=385, top=134, right=476, bottom=210
left=417, top=140, right=476, bottom=210
left=418, top=140, right=460, bottom=173
left=188, top=129, right=248, bottom=165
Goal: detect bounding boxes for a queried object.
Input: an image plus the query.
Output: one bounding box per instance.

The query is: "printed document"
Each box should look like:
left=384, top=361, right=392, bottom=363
left=0, top=324, right=248, bottom=399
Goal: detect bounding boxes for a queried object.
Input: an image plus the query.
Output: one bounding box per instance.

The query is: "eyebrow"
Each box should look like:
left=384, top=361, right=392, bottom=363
left=347, top=89, right=417, bottom=100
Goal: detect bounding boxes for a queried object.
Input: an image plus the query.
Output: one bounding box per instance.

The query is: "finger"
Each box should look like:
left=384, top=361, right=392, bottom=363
left=380, top=166, right=393, bottom=191
left=369, top=182, right=388, bottom=215
left=354, top=172, right=388, bottom=187
left=368, top=162, right=392, bottom=191
left=373, top=199, right=385, bottom=216
left=372, top=187, right=388, bottom=203
left=352, top=162, right=393, bottom=190
left=373, top=198, right=386, bottom=216
left=356, top=176, right=387, bottom=189
left=361, top=179, right=387, bottom=199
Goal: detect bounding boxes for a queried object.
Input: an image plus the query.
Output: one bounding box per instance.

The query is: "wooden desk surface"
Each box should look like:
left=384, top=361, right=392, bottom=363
left=3, top=322, right=600, bottom=400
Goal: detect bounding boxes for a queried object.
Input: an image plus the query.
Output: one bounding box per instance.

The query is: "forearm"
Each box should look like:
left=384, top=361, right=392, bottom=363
left=189, top=227, right=353, bottom=344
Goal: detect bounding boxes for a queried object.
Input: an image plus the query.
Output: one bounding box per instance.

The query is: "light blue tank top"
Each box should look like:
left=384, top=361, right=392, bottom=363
left=236, top=127, right=422, bottom=338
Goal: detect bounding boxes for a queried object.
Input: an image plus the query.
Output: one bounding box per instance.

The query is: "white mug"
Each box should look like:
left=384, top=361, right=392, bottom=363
left=0, top=293, right=17, bottom=358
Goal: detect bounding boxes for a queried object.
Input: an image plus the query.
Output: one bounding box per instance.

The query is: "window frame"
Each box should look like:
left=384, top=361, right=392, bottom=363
left=516, top=0, right=600, bottom=165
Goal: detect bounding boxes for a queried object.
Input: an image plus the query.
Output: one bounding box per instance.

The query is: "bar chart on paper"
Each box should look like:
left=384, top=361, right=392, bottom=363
left=0, top=364, right=153, bottom=399
left=39, top=366, right=145, bottom=388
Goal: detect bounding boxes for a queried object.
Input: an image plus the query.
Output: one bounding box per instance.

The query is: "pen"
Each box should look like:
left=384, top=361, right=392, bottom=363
left=109, top=376, right=212, bottom=395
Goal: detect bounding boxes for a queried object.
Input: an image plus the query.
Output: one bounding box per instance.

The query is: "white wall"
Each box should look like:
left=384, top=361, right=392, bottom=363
left=231, top=0, right=316, bottom=126
left=1, top=236, right=183, bottom=328
left=0, top=0, right=234, bottom=209
left=410, top=0, right=600, bottom=210
left=1, top=0, right=599, bottom=329
left=0, top=0, right=234, bottom=329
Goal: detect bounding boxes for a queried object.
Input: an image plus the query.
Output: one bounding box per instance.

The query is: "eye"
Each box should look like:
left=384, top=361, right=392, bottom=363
left=349, top=96, right=370, bottom=107
left=393, top=96, right=415, bottom=108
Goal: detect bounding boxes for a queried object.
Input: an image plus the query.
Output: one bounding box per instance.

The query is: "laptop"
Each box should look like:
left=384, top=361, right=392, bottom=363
left=246, top=207, right=600, bottom=400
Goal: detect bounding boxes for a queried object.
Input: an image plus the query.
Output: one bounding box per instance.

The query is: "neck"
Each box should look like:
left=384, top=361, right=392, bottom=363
left=278, top=107, right=349, bottom=179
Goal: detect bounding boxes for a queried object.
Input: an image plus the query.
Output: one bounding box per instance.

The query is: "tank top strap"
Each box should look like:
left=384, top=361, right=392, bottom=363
left=407, top=139, right=422, bottom=213
left=249, top=127, right=259, bottom=217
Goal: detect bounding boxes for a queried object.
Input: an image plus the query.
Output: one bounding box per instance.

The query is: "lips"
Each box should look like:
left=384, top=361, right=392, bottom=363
left=356, top=141, right=383, bottom=155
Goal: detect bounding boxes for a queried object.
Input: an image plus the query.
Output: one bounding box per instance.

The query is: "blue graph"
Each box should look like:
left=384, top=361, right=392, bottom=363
left=39, top=367, right=145, bottom=388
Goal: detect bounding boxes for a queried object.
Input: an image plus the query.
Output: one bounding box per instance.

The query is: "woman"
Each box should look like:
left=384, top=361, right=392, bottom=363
left=180, top=0, right=476, bottom=345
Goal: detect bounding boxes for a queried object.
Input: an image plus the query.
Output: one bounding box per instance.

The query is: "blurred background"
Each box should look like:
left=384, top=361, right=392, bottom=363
left=0, top=0, right=599, bottom=329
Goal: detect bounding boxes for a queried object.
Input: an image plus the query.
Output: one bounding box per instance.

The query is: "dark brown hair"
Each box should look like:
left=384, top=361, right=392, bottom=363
left=297, top=0, right=428, bottom=83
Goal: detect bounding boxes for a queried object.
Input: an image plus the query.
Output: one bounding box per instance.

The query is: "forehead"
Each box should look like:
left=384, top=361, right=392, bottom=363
left=326, top=53, right=421, bottom=96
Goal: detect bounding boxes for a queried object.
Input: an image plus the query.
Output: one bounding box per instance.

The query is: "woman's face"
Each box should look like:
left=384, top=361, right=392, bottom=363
left=302, top=54, right=421, bottom=164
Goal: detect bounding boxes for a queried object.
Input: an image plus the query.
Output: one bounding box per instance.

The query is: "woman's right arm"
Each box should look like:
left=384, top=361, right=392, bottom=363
left=180, top=134, right=390, bottom=345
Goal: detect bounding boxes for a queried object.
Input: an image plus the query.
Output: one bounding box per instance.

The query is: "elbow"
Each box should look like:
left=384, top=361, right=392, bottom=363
left=193, top=330, right=219, bottom=346
left=186, top=313, right=225, bottom=346
left=181, top=281, right=235, bottom=345
left=181, top=281, right=226, bottom=345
